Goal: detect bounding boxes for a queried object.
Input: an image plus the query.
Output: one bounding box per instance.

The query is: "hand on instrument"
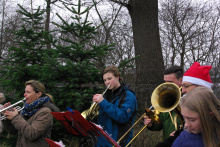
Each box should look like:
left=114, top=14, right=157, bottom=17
left=170, top=131, right=176, bottom=136
left=93, top=94, right=104, bottom=103
left=2, top=102, right=13, bottom=113
left=143, top=116, right=153, bottom=127
left=4, top=108, right=18, bottom=120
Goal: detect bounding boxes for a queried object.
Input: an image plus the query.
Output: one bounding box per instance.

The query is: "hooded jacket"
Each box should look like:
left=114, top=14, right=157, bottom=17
left=95, top=83, right=137, bottom=147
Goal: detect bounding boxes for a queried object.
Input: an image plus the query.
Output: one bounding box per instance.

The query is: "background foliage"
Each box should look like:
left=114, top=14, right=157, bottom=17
left=0, top=0, right=219, bottom=146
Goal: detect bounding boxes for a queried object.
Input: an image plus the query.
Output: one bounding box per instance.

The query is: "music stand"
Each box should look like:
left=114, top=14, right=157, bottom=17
left=45, top=138, right=63, bottom=147
left=90, top=122, right=121, bottom=147
left=51, top=107, right=120, bottom=147
left=51, top=110, right=99, bottom=145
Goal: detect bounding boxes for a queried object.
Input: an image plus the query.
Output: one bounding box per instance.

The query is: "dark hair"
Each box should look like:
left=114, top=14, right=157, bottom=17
left=102, top=65, right=123, bottom=83
left=164, top=66, right=183, bottom=79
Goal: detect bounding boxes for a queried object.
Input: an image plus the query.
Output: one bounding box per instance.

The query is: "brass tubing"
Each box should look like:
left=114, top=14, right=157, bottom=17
left=116, top=113, right=146, bottom=144
left=114, top=83, right=181, bottom=147
left=125, top=125, right=148, bottom=147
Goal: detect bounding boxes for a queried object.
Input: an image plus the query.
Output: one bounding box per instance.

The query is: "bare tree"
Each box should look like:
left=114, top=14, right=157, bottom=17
left=159, top=0, right=220, bottom=69
left=0, top=0, right=6, bottom=60
left=91, top=0, right=164, bottom=94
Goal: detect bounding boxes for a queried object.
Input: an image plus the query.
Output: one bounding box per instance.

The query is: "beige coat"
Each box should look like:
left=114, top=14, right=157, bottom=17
left=3, top=102, right=59, bottom=147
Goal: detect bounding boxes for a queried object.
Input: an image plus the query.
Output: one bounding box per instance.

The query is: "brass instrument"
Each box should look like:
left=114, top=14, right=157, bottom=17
left=115, top=82, right=181, bottom=147
left=81, top=84, right=110, bottom=121
left=151, top=82, right=181, bottom=112
left=0, top=98, right=26, bottom=120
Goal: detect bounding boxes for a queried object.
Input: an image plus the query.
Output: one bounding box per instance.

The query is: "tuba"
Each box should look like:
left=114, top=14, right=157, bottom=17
left=81, top=84, right=110, bottom=121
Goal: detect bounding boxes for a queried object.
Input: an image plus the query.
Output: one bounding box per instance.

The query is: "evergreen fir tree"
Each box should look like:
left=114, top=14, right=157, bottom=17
left=40, top=1, right=115, bottom=145
left=0, top=4, right=51, bottom=147
left=0, top=4, right=49, bottom=99
left=0, top=1, right=134, bottom=146
left=41, top=0, right=114, bottom=112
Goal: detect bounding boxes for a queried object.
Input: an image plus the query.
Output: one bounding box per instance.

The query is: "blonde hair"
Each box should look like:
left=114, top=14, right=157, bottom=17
left=25, top=80, right=54, bottom=103
left=102, top=65, right=123, bottom=83
left=180, top=87, right=220, bottom=147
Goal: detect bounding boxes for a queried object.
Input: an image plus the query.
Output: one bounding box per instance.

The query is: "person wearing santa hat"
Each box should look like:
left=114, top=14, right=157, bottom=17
left=152, top=62, right=213, bottom=147
left=182, top=62, right=212, bottom=94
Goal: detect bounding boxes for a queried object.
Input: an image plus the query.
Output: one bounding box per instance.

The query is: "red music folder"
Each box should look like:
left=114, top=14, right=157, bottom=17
left=51, top=110, right=100, bottom=137
left=51, top=108, right=121, bottom=147
left=90, top=122, right=121, bottom=147
left=45, top=138, right=63, bottom=147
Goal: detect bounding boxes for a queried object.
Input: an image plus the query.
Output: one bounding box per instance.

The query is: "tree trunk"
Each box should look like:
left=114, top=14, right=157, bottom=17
left=0, top=0, right=5, bottom=58
left=127, top=0, right=164, bottom=102
left=45, top=0, right=51, bottom=49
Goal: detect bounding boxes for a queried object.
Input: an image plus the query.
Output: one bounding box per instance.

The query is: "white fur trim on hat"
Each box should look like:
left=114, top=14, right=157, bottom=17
left=183, top=76, right=212, bottom=89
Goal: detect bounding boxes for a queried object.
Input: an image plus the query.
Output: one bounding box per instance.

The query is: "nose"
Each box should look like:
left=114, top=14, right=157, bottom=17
left=184, top=120, right=190, bottom=128
left=182, top=87, right=186, bottom=94
left=105, top=80, right=110, bottom=85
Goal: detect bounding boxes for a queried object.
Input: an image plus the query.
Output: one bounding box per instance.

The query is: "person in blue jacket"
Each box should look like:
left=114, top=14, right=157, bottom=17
left=93, top=65, right=137, bottom=147
left=172, top=87, right=220, bottom=147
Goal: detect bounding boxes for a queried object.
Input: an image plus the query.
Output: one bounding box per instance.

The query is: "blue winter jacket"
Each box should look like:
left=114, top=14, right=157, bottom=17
left=172, top=130, right=204, bottom=147
left=94, top=83, right=137, bottom=147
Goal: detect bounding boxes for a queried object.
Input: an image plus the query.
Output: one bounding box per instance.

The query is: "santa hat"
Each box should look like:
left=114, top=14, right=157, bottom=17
left=183, top=62, right=212, bottom=89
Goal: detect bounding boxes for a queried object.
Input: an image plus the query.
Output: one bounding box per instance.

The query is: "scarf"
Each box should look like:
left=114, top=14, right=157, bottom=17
left=21, top=96, right=51, bottom=118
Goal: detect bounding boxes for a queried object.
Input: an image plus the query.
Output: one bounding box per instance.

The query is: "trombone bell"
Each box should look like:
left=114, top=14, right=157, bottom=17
left=151, top=82, right=181, bottom=112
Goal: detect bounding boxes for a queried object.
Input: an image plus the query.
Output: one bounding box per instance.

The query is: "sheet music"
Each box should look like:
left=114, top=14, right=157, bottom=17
left=51, top=108, right=120, bottom=147
left=90, top=122, right=121, bottom=147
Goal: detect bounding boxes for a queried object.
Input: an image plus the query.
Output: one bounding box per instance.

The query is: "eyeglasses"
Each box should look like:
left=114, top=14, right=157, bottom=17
left=182, top=84, right=196, bottom=89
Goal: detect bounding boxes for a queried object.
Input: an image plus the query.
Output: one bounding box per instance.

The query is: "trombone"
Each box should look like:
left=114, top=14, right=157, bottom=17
left=115, top=82, right=181, bottom=147
left=0, top=98, right=26, bottom=120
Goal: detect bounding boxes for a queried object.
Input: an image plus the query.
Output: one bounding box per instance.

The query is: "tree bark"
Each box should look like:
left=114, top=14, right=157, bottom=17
left=45, top=0, right=51, bottom=49
left=128, top=0, right=164, bottom=85
left=0, top=0, right=6, bottom=58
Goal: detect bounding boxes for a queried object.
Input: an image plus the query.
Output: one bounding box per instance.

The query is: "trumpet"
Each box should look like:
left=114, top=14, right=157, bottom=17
left=0, top=98, right=26, bottom=120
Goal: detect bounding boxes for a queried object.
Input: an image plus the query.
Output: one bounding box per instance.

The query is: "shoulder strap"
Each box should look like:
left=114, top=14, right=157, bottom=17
left=118, top=91, right=127, bottom=108
left=117, top=89, right=136, bottom=147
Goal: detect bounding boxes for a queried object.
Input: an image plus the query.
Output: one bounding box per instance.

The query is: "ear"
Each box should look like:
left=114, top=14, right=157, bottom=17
left=179, top=78, right=183, bottom=84
left=37, top=92, right=42, bottom=98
